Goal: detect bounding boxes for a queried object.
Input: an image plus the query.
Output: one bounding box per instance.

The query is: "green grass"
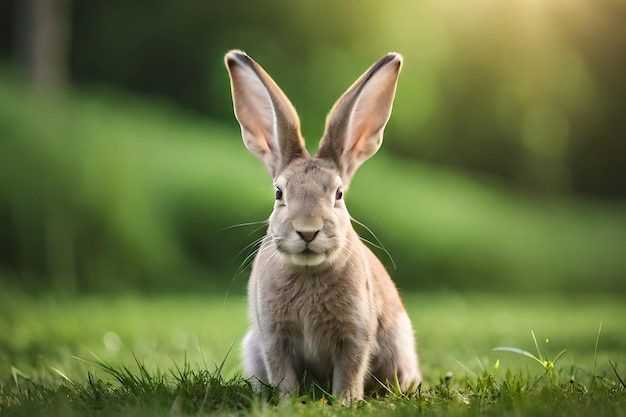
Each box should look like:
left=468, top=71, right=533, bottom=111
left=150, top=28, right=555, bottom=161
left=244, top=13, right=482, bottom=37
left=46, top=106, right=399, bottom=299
left=1, top=292, right=625, bottom=416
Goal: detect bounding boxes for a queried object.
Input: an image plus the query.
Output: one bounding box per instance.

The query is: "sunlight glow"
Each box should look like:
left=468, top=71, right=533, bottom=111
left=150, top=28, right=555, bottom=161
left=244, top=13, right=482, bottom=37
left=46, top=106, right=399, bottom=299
left=104, top=331, right=122, bottom=352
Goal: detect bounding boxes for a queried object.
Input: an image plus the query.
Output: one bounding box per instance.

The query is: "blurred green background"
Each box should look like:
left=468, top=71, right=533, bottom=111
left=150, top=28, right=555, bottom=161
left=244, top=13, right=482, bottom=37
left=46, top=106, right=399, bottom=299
left=1, top=0, right=625, bottom=295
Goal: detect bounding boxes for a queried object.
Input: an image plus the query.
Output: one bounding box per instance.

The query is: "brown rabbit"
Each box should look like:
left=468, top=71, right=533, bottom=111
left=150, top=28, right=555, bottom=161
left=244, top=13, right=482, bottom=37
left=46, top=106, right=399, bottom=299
left=225, top=50, right=421, bottom=402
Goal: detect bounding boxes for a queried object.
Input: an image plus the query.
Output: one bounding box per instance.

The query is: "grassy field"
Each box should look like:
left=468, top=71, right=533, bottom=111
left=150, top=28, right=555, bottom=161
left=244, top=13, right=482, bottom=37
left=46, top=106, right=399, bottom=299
left=1, top=291, right=625, bottom=416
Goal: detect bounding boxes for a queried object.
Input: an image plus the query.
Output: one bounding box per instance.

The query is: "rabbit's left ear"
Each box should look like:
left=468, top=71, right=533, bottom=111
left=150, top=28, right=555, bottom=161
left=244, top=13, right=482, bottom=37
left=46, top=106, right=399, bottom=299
left=317, top=53, right=402, bottom=185
left=225, top=50, right=308, bottom=178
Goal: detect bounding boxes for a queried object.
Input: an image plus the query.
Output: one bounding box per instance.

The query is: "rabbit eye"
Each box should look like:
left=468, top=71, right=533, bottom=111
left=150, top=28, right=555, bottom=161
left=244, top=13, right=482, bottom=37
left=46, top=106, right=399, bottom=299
left=275, top=187, right=283, bottom=200
left=335, top=188, right=343, bottom=200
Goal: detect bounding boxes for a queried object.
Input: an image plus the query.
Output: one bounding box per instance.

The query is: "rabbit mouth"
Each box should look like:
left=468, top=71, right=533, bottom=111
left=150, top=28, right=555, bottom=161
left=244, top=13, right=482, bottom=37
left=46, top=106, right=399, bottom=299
left=288, top=249, right=327, bottom=267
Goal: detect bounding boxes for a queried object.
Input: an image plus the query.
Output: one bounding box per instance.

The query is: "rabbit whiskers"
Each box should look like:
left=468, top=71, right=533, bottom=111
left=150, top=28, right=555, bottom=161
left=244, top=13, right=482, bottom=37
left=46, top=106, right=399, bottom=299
left=221, top=220, right=268, bottom=304
left=351, top=216, right=396, bottom=270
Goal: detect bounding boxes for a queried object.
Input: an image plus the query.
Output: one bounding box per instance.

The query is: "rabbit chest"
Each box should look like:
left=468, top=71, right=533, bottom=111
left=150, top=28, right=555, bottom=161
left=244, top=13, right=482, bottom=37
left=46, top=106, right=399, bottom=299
left=260, top=269, right=377, bottom=368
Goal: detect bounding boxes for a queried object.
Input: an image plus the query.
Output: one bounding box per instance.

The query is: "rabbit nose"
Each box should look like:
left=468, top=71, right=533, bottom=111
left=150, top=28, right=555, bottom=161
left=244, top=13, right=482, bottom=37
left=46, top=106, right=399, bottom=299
left=292, top=217, right=323, bottom=243
left=297, top=230, right=319, bottom=243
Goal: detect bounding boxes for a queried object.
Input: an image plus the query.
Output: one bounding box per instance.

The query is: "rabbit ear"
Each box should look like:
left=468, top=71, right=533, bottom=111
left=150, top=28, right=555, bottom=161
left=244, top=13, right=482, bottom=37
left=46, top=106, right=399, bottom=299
left=317, top=53, right=402, bottom=185
left=225, top=50, right=308, bottom=178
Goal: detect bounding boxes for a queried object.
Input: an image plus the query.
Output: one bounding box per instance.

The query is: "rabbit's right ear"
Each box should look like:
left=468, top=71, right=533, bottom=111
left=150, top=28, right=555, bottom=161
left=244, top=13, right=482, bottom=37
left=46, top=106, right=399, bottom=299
left=317, top=53, right=402, bottom=187
left=225, top=50, right=308, bottom=178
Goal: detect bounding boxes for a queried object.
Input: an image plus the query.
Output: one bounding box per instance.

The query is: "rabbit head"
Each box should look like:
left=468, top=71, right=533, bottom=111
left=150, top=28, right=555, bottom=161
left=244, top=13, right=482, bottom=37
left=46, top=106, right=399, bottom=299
left=225, top=51, right=402, bottom=269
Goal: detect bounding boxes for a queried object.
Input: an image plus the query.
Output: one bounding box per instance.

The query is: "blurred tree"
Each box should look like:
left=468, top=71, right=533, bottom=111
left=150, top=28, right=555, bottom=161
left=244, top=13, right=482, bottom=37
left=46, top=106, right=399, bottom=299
left=14, top=0, right=72, bottom=93
left=6, top=0, right=76, bottom=290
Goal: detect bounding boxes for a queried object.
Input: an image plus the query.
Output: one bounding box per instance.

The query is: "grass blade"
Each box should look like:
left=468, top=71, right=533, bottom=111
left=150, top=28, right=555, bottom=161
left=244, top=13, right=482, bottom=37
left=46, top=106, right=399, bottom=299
left=592, top=322, right=602, bottom=381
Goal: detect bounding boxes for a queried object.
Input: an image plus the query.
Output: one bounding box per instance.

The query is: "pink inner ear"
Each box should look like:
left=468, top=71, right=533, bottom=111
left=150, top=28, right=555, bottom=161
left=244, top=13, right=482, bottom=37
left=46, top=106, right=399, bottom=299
left=350, top=122, right=382, bottom=157
left=243, top=128, right=270, bottom=156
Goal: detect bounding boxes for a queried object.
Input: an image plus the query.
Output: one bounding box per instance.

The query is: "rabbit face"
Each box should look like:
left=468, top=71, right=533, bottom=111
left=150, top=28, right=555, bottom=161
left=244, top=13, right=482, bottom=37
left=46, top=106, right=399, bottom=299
left=270, top=158, right=349, bottom=268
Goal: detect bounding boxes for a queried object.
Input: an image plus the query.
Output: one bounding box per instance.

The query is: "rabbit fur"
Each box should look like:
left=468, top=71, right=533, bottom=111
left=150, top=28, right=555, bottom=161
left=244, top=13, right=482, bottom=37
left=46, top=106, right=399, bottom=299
left=224, top=50, right=421, bottom=402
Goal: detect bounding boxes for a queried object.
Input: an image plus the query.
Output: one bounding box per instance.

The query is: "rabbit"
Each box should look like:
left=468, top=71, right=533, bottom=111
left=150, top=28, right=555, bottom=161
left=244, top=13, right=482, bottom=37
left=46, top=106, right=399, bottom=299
left=224, top=50, right=421, bottom=402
